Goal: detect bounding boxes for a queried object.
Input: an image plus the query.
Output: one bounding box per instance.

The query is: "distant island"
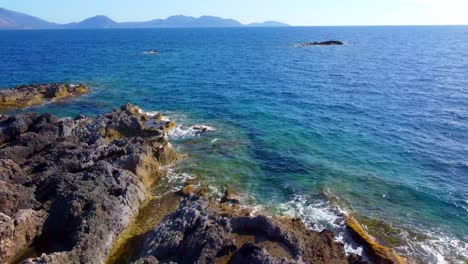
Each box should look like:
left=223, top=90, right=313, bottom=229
left=0, top=8, right=290, bottom=30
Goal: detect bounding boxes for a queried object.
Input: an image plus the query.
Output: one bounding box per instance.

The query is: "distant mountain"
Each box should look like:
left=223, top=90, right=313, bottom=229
left=0, top=7, right=58, bottom=29
left=118, top=15, right=243, bottom=28
left=65, top=15, right=117, bottom=29
left=0, top=8, right=290, bottom=29
left=247, top=21, right=290, bottom=27
left=188, top=16, right=243, bottom=28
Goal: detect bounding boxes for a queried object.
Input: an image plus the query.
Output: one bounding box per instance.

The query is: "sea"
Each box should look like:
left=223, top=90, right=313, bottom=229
left=0, top=26, right=467, bottom=263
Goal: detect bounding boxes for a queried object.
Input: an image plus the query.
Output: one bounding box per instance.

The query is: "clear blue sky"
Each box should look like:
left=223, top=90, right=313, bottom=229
left=1, top=0, right=467, bottom=26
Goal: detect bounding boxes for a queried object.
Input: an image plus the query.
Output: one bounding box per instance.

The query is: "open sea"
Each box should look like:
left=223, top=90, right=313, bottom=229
left=0, top=26, right=467, bottom=263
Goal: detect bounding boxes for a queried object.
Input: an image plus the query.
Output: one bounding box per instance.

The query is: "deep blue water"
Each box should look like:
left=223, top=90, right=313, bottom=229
left=1, top=26, right=467, bottom=263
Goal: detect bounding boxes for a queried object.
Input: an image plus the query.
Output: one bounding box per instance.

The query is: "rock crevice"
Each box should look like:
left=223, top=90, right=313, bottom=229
left=0, top=104, right=177, bottom=264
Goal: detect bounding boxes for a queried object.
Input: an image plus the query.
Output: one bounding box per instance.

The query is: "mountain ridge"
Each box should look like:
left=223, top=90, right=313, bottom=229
left=0, top=7, right=59, bottom=29
left=0, top=8, right=290, bottom=29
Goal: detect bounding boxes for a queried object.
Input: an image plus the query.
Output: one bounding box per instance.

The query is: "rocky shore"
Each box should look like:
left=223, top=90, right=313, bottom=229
left=0, top=83, right=88, bottom=111
left=0, top=102, right=405, bottom=264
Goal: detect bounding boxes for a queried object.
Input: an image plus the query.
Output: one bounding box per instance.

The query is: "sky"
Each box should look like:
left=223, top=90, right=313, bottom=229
left=1, top=0, right=468, bottom=26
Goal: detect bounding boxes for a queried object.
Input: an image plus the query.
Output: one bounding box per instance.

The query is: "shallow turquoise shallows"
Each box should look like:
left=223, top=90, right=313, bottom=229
left=1, top=26, right=467, bottom=263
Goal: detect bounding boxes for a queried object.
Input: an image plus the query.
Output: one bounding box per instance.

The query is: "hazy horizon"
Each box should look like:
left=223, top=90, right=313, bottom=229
left=1, top=0, right=468, bottom=26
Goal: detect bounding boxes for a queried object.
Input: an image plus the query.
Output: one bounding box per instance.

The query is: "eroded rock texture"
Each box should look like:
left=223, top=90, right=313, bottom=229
left=133, top=195, right=365, bottom=264
left=0, top=104, right=178, bottom=264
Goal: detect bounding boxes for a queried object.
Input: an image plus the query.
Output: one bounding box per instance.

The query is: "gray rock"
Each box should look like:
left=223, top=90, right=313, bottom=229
left=135, top=196, right=362, bottom=264
left=0, top=210, right=47, bottom=263
left=0, top=104, right=177, bottom=264
left=229, top=243, right=295, bottom=264
left=297, top=40, right=344, bottom=46
left=139, top=197, right=235, bottom=264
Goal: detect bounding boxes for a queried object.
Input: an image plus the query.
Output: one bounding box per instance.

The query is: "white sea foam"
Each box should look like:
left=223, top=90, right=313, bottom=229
left=276, top=194, right=467, bottom=263
left=278, top=195, right=346, bottom=231
left=154, top=167, right=197, bottom=198
left=276, top=194, right=364, bottom=256
left=400, top=230, right=468, bottom=264
left=142, top=50, right=158, bottom=55
left=139, top=108, right=215, bottom=139
left=168, top=125, right=216, bottom=139
left=164, top=168, right=195, bottom=186
left=138, top=109, right=170, bottom=121
left=207, top=184, right=223, bottom=198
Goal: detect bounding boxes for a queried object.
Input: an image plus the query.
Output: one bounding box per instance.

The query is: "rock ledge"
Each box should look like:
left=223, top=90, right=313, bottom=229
left=0, top=83, right=89, bottom=110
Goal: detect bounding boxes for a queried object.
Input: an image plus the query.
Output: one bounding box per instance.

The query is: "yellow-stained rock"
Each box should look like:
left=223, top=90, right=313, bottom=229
left=161, top=121, right=176, bottom=132
left=346, top=216, right=406, bottom=264
left=154, top=113, right=164, bottom=121
left=157, top=145, right=179, bottom=165
left=177, top=185, right=195, bottom=197
left=103, top=128, right=124, bottom=140
left=75, top=85, right=89, bottom=94
left=52, top=85, right=70, bottom=100
left=0, top=83, right=89, bottom=110
left=134, top=152, right=161, bottom=188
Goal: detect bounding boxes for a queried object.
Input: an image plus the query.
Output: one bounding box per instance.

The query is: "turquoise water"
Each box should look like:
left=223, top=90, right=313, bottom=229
left=1, top=27, right=467, bottom=263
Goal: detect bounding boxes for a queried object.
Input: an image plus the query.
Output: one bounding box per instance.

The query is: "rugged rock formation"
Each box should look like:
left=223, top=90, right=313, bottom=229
left=346, top=217, right=406, bottom=264
left=0, top=104, right=178, bottom=263
left=0, top=83, right=88, bottom=110
left=132, top=194, right=364, bottom=264
left=297, top=40, right=344, bottom=47
left=0, top=102, right=407, bottom=264
left=0, top=210, right=47, bottom=263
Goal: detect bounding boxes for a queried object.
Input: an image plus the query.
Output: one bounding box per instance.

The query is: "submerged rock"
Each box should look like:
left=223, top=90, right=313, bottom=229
left=220, top=188, right=241, bottom=204
left=297, top=40, right=344, bottom=47
left=0, top=83, right=89, bottom=110
left=0, top=104, right=178, bottom=264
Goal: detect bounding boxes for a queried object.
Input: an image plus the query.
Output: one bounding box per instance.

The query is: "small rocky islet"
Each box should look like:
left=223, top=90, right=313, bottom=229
left=296, top=40, right=344, bottom=47
left=0, top=83, right=89, bottom=111
left=0, top=84, right=405, bottom=264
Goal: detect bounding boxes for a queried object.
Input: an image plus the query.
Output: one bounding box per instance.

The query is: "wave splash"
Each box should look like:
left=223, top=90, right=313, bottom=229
left=139, top=108, right=216, bottom=140
left=276, top=193, right=467, bottom=264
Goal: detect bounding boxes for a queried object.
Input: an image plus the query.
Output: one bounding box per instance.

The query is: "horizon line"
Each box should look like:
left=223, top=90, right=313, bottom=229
left=1, top=7, right=468, bottom=27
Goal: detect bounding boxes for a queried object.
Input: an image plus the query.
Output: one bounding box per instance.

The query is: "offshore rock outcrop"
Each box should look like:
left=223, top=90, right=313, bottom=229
left=0, top=104, right=178, bottom=263
left=296, top=40, right=344, bottom=47
left=0, top=83, right=88, bottom=110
